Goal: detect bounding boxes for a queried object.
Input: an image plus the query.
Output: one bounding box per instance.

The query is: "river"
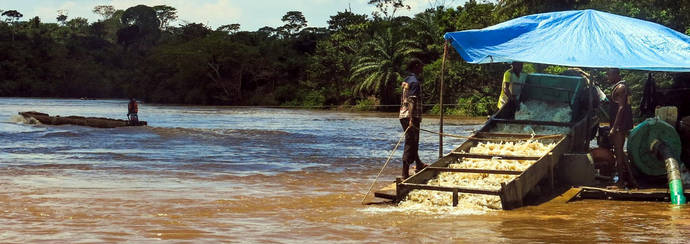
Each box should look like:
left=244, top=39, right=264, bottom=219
left=0, top=98, right=688, bottom=242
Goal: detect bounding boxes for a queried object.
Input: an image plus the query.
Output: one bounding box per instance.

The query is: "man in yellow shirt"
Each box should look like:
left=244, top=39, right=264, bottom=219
left=498, top=62, right=527, bottom=109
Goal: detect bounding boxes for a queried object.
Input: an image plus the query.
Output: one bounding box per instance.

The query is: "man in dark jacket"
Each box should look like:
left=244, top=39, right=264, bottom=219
left=399, top=60, right=426, bottom=179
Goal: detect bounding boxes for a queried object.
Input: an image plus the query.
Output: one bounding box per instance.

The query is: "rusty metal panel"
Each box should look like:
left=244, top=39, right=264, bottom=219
left=501, top=136, right=570, bottom=209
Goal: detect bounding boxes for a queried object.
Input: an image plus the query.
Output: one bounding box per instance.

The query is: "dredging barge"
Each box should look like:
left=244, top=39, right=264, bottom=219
left=19, top=111, right=147, bottom=128
left=377, top=73, right=689, bottom=209
left=371, top=9, right=690, bottom=209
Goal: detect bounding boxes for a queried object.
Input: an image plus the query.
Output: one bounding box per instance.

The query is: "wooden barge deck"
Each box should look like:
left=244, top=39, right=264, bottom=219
left=372, top=184, right=690, bottom=205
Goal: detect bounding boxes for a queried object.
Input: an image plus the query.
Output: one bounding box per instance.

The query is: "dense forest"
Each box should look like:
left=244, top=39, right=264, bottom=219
left=1, top=0, right=689, bottom=115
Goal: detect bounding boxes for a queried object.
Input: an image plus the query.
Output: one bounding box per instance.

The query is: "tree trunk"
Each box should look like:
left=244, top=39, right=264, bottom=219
left=207, top=62, right=232, bottom=100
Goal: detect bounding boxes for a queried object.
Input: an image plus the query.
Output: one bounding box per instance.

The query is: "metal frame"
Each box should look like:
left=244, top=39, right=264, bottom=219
left=397, top=75, right=597, bottom=209
left=396, top=133, right=568, bottom=209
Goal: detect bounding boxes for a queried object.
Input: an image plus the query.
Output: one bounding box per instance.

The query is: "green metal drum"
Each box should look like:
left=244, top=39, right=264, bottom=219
left=627, top=118, right=683, bottom=176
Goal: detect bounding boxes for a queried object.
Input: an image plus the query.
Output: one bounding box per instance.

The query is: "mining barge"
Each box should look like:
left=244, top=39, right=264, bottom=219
left=377, top=73, right=689, bottom=209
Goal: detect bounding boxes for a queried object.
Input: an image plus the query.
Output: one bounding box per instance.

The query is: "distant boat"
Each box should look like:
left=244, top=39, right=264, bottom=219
left=18, top=111, right=147, bottom=128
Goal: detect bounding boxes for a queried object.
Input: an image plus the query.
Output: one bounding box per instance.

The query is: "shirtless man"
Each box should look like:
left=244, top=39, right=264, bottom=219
left=607, top=68, right=638, bottom=188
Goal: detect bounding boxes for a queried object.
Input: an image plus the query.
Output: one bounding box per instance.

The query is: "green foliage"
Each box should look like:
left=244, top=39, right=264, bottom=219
left=350, top=28, right=421, bottom=105
left=56, top=14, right=67, bottom=24
left=118, top=5, right=160, bottom=50
left=353, top=96, right=379, bottom=111
left=544, top=65, right=569, bottom=74
left=280, top=11, right=308, bottom=36
left=429, top=92, right=497, bottom=116
left=282, top=89, right=326, bottom=107
left=368, top=0, right=411, bottom=19
left=453, top=93, right=496, bottom=116
left=152, top=5, right=177, bottom=30
left=2, top=10, right=23, bottom=23
left=327, top=11, right=367, bottom=32
left=217, top=24, right=240, bottom=34
left=0, top=0, right=688, bottom=119
left=93, top=5, right=116, bottom=20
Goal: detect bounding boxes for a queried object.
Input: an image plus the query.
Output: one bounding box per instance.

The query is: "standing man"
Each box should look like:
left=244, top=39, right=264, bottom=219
left=128, top=97, right=139, bottom=125
left=607, top=68, right=638, bottom=188
left=498, top=62, right=527, bottom=109
left=399, top=60, right=427, bottom=179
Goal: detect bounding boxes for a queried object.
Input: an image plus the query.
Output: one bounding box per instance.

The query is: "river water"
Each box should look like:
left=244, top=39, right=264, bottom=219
left=0, top=98, right=688, bottom=242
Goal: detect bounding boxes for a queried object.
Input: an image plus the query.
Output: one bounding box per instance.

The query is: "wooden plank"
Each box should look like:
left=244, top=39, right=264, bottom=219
left=425, top=167, right=523, bottom=175
left=400, top=183, right=501, bottom=195
left=451, top=152, right=540, bottom=161
left=373, top=183, right=397, bottom=200
left=540, top=187, right=584, bottom=206
left=402, top=155, right=458, bottom=184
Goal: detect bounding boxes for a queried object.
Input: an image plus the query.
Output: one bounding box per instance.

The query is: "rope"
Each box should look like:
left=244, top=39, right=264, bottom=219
left=361, top=126, right=410, bottom=205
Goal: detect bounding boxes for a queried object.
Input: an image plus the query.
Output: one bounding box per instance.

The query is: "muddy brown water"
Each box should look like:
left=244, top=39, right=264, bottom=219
left=1, top=98, right=688, bottom=242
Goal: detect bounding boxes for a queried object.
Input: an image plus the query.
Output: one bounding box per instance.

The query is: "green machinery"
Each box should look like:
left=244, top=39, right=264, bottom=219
left=628, top=118, right=687, bottom=204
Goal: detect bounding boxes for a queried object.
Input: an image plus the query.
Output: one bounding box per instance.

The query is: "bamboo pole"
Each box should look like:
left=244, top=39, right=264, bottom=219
left=439, top=41, right=449, bottom=158
left=361, top=127, right=410, bottom=204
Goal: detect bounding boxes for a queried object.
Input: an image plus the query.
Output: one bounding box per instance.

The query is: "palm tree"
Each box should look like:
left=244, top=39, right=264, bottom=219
left=350, top=28, right=421, bottom=105
left=412, top=11, right=442, bottom=47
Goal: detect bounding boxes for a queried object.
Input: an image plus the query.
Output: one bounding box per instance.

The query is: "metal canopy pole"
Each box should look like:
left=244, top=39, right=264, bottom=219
left=439, top=41, right=449, bottom=158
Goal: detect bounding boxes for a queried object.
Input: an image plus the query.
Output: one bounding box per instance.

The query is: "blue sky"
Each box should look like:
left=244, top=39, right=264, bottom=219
left=1, top=0, right=468, bottom=31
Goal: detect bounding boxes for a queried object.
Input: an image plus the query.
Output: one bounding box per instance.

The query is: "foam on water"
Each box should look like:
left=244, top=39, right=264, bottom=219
left=399, top=140, right=556, bottom=210
left=0, top=121, right=45, bottom=134
left=361, top=204, right=490, bottom=215
left=9, top=114, right=41, bottom=125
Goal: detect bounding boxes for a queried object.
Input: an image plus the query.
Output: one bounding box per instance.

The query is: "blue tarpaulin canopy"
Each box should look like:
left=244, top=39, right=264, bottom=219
left=443, top=9, right=690, bottom=72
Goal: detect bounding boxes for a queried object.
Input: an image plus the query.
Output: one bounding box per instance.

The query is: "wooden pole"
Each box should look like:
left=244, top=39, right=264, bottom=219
left=439, top=41, right=449, bottom=159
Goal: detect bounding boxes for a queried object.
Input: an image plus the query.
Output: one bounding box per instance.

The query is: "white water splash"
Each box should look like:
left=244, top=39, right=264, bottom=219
left=360, top=204, right=490, bottom=216
left=9, top=114, right=41, bottom=125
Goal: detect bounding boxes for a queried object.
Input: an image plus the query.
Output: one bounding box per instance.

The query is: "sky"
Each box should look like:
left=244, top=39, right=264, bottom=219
left=1, top=0, right=468, bottom=31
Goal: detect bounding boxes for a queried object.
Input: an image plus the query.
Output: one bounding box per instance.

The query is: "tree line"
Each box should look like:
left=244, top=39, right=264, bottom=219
left=1, top=0, right=689, bottom=115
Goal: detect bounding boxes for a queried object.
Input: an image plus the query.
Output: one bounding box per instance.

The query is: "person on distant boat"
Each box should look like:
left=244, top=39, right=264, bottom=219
left=128, top=98, right=139, bottom=125
left=498, top=61, right=527, bottom=110
left=399, top=60, right=427, bottom=179
left=607, top=68, right=638, bottom=188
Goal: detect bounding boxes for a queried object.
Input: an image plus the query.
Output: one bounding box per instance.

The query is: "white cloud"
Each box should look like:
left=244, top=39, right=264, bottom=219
left=109, top=0, right=242, bottom=28
left=177, top=0, right=242, bottom=27
left=109, top=0, right=170, bottom=9
left=13, top=1, right=91, bottom=23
